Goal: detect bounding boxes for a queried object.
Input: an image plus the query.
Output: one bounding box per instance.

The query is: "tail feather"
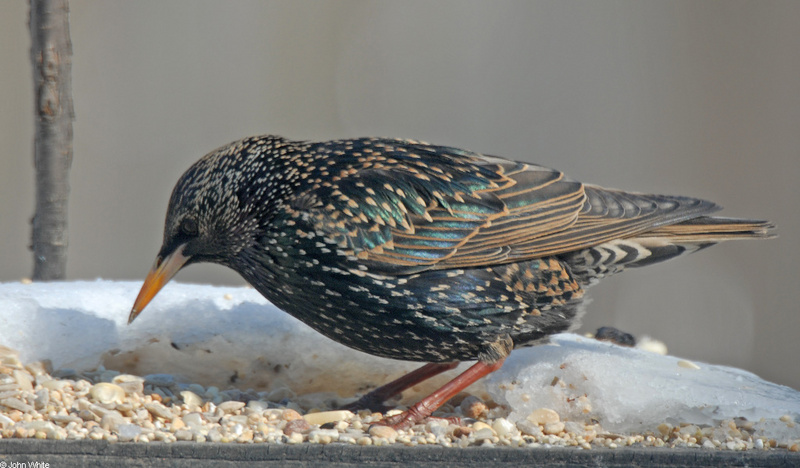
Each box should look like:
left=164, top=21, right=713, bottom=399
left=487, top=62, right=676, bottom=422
left=562, top=216, right=774, bottom=286
left=637, top=216, right=775, bottom=241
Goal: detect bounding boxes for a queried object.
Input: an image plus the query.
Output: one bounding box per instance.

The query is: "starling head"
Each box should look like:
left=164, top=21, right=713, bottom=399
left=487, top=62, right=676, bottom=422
left=128, top=136, right=298, bottom=323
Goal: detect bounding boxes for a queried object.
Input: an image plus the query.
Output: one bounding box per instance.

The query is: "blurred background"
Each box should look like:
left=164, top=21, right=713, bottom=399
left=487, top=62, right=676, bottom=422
left=2, top=1, right=798, bottom=389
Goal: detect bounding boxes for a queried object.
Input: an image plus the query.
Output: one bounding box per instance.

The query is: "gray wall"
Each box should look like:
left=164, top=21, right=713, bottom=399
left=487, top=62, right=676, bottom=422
left=2, top=1, right=799, bottom=390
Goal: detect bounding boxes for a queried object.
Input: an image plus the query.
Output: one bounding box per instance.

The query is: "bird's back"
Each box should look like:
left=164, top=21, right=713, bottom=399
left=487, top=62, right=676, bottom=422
left=219, top=137, right=772, bottom=362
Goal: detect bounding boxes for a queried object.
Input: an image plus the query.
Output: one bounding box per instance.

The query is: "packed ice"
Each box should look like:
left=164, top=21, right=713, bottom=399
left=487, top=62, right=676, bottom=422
left=487, top=334, right=800, bottom=435
left=1, top=280, right=798, bottom=440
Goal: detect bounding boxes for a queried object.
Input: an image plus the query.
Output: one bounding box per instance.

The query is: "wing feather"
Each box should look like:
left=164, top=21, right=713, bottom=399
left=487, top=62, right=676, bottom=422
left=286, top=138, right=720, bottom=275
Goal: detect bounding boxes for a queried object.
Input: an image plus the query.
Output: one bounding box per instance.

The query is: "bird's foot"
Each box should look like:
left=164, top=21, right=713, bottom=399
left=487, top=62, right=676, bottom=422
left=365, top=359, right=507, bottom=430
left=369, top=400, right=456, bottom=430
left=374, top=411, right=464, bottom=431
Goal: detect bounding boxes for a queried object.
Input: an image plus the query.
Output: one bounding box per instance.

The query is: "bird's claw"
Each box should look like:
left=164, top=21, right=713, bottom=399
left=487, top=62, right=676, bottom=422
left=371, top=408, right=464, bottom=431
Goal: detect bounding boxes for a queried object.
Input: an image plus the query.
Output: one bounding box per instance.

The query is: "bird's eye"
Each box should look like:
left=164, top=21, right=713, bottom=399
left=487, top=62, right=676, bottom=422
left=179, top=218, right=199, bottom=237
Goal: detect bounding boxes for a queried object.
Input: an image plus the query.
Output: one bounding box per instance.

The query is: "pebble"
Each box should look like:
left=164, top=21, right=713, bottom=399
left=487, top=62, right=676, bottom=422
left=113, top=375, right=145, bottom=395
left=218, top=401, right=246, bottom=413
left=117, top=424, right=142, bottom=442
left=229, top=415, right=249, bottom=425
left=473, top=427, right=495, bottom=441
left=101, top=412, right=127, bottom=432
left=26, top=360, right=53, bottom=377
left=246, top=399, right=270, bottom=413
left=282, top=408, right=303, bottom=421
left=516, top=419, right=543, bottom=437
left=170, top=418, right=186, bottom=431
left=369, top=425, right=398, bottom=440
left=237, top=429, right=254, bottom=443
left=145, top=401, right=174, bottom=420
left=175, top=429, right=194, bottom=441
left=0, top=413, right=14, bottom=428
left=180, top=390, right=204, bottom=408
left=207, top=428, right=222, bottom=442
left=283, top=418, right=312, bottom=435
left=33, top=389, right=49, bottom=410
left=303, top=410, right=353, bottom=426
left=543, top=421, right=565, bottom=435
left=679, top=424, right=701, bottom=439
left=2, top=397, right=34, bottom=413
left=309, top=428, right=340, bottom=444
left=52, top=414, right=82, bottom=425
left=182, top=412, right=205, bottom=428
left=527, top=408, right=560, bottom=425
left=492, top=418, right=516, bottom=437
left=14, top=370, right=34, bottom=391
left=460, top=395, right=487, bottom=419
left=145, top=374, right=176, bottom=387
left=90, top=383, right=126, bottom=404
left=471, top=421, right=494, bottom=433
left=41, top=379, right=70, bottom=392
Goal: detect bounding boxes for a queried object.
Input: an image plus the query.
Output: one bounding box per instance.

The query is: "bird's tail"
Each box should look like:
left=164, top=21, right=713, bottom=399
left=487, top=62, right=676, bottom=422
left=637, top=216, right=775, bottom=242
left=562, top=216, right=774, bottom=286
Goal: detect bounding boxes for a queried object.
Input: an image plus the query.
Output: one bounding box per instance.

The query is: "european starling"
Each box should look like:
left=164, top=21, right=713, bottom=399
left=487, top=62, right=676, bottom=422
left=129, top=136, right=772, bottom=429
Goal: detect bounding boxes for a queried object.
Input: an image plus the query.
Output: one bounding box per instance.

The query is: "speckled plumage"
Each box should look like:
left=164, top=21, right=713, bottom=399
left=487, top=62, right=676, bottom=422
left=130, top=135, right=772, bottom=427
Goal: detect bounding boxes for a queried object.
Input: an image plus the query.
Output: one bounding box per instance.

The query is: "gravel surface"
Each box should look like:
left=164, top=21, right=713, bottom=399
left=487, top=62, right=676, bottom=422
left=1, top=344, right=799, bottom=454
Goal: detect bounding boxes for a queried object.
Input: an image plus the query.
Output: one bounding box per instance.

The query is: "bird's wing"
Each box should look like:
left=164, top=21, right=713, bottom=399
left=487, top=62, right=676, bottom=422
left=286, top=139, right=718, bottom=275
left=445, top=184, right=719, bottom=268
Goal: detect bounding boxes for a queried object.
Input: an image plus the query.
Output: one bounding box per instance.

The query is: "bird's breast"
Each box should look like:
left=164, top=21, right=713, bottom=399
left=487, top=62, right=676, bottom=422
left=235, top=239, right=586, bottom=362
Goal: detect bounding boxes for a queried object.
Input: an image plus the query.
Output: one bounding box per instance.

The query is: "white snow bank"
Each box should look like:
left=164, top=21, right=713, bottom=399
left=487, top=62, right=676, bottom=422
left=1, top=280, right=798, bottom=437
left=0, top=280, right=442, bottom=403
left=487, top=334, right=800, bottom=434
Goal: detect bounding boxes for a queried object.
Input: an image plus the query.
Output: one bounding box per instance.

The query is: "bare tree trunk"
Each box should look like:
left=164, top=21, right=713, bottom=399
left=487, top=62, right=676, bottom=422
left=29, top=0, right=74, bottom=280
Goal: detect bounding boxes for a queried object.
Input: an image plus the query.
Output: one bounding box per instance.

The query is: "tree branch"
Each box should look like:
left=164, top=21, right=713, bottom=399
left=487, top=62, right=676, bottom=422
left=29, top=0, right=74, bottom=280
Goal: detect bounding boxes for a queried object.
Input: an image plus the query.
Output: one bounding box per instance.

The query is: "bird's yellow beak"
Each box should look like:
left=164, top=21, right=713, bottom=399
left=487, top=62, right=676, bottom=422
left=128, top=244, right=190, bottom=324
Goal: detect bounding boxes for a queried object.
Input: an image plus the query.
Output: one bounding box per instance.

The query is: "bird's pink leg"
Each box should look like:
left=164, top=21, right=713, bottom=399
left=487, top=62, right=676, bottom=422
left=344, top=361, right=459, bottom=412
left=379, top=358, right=506, bottom=430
